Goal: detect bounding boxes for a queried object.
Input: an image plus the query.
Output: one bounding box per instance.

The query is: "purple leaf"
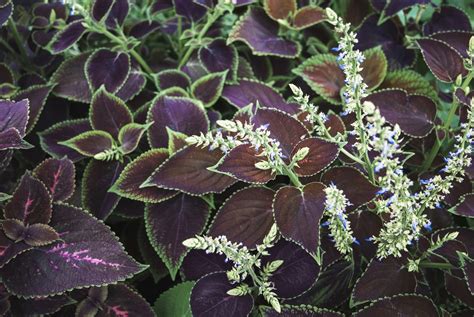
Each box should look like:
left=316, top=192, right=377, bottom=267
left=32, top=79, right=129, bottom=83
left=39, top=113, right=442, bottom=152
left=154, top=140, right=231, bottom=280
left=354, top=295, right=438, bottom=317
left=291, top=137, right=339, bottom=177
left=228, top=7, right=301, bottom=58
left=423, top=6, right=472, bottom=36
left=48, top=19, right=87, bottom=54
left=0, top=128, right=32, bottom=150
left=0, top=203, right=146, bottom=297
left=13, top=84, right=52, bottom=133
left=191, top=71, right=227, bottom=107
left=82, top=160, right=124, bottom=220
left=264, top=0, right=296, bottom=21
left=145, top=194, right=209, bottom=278
left=222, top=79, right=299, bottom=114
left=116, top=70, right=146, bottom=102
left=445, top=273, right=474, bottom=307
left=156, top=69, right=191, bottom=90
left=190, top=272, right=254, bottom=317
left=38, top=119, right=92, bottom=162
left=100, top=284, right=155, bottom=317
left=199, top=39, right=238, bottom=81
left=351, top=256, right=417, bottom=304
left=33, top=157, right=75, bottom=202
left=111, top=149, right=177, bottom=203
left=321, top=167, right=379, bottom=211
left=118, top=122, right=151, bottom=154
left=0, top=2, right=12, bottom=27
left=129, top=20, right=161, bottom=39
left=147, top=96, right=208, bottom=148
left=144, top=145, right=237, bottom=195
left=152, top=0, right=173, bottom=12
left=85, top=49, right=130, bottom=93
left=90, top=87, right=133, bottom=139
left=263, top=240, right=320, bottom=298
left=2, top=219, right=24, bottom=241
left=273, top=182, right=326, bottom=254
left=430, top=31, right=474, bottom=58
left=453, top=194, right=474, bottom=218
left=293, top=6, right=327, bottom=30
left=9, top=294, right=73, bottom=316
left=209, top=186, right=275, bottom=248
left=0, top=99, right=29, bottom=136
left=60, top=130, right=114, bottom=157
left=51, top=53, right=92, bottom=103
left=252, top=108, right=308, bottom=161
left=173, top=0, right=207, bottom=22
left=181, top=250, right=232, bottom=280
left=417, top=38, right=468, bottom=83
left=0, top=231, right=32, bottom=268
left=92, top=0, right=130, bottom=28
left=22, top=223, right=60, bottom=247
left=364, top=89, right=437, bottom=137
left=382, top=0, right=430, bottom=18
left=4, top=172, right=52, bottom=225
left=261, top=305, right=343, bottom=316
left=215, top=144, right=276, bottom=184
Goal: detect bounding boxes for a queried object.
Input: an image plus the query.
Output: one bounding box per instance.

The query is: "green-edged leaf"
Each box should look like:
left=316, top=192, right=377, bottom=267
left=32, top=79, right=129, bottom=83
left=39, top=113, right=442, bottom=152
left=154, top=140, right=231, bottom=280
left=191, top=71, right=227, bottom=107
left=154, top=281, right=194, bottom=317
left=379, top=69, right=438, bottom=101
left=60, top=130, right=114, bottom=157
left=118, top=122, right=152, bottom=154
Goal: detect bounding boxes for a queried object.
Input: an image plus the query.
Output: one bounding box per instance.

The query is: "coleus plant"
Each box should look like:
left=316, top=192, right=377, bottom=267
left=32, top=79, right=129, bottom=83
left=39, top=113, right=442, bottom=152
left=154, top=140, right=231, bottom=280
left=0, top=0, right=474, bottom=316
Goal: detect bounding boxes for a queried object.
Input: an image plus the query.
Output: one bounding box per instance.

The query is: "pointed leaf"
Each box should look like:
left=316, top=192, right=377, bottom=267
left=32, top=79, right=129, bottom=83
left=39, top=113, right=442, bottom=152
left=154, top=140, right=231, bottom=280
left=4, top=172, right=52, bottom=225
left=431, top=31, right=474, bottom=58
left=90, top=87, right=133, bottom=138
left=228, top=7, right=301, bottom=58
left=215, top=144, right=276, bottom=184
left=191, top=71, right=227, bottom=107
left=199, top=39, right=238, bottom=81
left=291, top=137, right=339, bottom=177
left=423, top=5, right=472, bottom=35
left=364, top=89, right=436, bottom=137
left=293, top=6, right=327, bottom=30
left=9, top=294, right=73, bottom=316
left=209, top=187, right=275, bottom=248
left=38, top=119, right=92, bottom=162
left=101, top=284, right=155, bottom=317
left=61, top=130, right=114, bottom=157
left=0, top=231, right=31, bottom=268
left=0, top=128, right=32, bottom=150
left=453, top=193, right=474, bottom=218
left=264, top=0, right=296, bottom=21
left=147, top=96, right=209, bottom=148
left=51, top=53, right=92, bottom=103
left=118, top=122, right=151, bottom=154
left=0, top=203, right=146, bottom=297
left=417, top=38, right=468, bottom=83
left=379, top=69, right=438, bottom=101
left=190, top=272, right=254, bottom=317
left=354, top=295, right=438, bottom=317
left=111, top=149, right=177, bottom=203
left=181, top=250, right=233, bottom=280
left=116, top=69, right=146, bottom=101
left=86, top=49, right=130, bottom=93
left=174, top=0, right=206, bottom=22
left=48, top=19, right=87, bottom=54
left=156, top=69, right=191, bottom=90
left=14, top=84, right=52, bottom=133
left=154, top=282, right=194, bottom=317
left=92, top=0, right=129, bottom=28
left=33, top=157, right=75, bottom=202
left=0, top=99, right=29, bottom=136
left=2, top=219, right=24, bottom=241
left=167, top=127, right=188, bottom=154
left=82, top=160, right=124, bottom=220
left=23, top=224, right=59, bottom=247
left=273, top=182, right=326, bottom=253
left=145, top=194, right=210, bottom=278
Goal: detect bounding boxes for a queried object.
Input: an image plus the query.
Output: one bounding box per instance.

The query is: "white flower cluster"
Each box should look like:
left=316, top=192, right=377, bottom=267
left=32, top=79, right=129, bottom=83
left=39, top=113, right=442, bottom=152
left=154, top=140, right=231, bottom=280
left=183, top=224, right=283, bottom=312
left=323, top=184, right=356, bottom=258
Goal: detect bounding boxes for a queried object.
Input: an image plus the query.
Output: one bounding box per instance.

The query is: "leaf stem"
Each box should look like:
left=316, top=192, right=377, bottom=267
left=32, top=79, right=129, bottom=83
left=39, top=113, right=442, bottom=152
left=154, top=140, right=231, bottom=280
left=8, top=19, right=29, bottom=66
left=419, top=261, right=454, bottom=270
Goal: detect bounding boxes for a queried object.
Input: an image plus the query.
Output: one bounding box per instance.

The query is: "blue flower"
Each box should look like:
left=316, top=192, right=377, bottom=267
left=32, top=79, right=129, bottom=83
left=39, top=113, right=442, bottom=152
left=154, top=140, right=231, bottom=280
left=322, top=221, right=330, bottom=227
left=377, top=187, right=388, bottom=195
left=353, top=238, right=360, bottom=245
left=331, top=46, right=342, bottom=52
left=424, top=221, right=432, bottom=232
left=419, top=179, right=430, bottom=185
left=375, top=162, right=385, bottom=173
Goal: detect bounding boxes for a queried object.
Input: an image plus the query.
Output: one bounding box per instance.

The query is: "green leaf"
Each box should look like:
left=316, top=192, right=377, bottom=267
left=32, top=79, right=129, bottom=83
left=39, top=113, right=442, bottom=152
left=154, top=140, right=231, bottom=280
left=379, top=69, right=439, bottom=101
left=154, top=281, right=194, bottom=317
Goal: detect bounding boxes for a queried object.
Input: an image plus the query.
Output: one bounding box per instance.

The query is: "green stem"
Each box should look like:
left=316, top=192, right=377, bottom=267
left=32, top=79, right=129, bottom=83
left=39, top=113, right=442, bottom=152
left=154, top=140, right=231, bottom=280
left=8, top=19, right=29, bottom=65
left=356, top=104, right=375, bottom=182
left=419, top=261, right=455, bottom=270
left=284, top=166, right=303, bottom=188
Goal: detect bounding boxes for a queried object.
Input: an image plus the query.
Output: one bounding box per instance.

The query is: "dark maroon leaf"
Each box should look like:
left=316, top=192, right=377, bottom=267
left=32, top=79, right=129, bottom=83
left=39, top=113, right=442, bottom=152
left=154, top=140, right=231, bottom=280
left=4, top=172, right=52, bottom=225
left=222, top=79, right=299, bottom=114
left=349, top=210, right=383, bottom=259
left=33, top=157, right=75, bottom=202
left=261, top=305, right=343, bottom=316
left=462, top=259, right=474, bottom=296
left=23, top=223, right=59, bottom=247
left=90, top=87, right=133, bottom=139
left=356, top=14, right=415, bottom=69
left=444, top=175, right=472, bottom=206
left=215, top=144, right=276, bottom=184
left=152, top=0, right=173, bottom=12
left=0, top=128, right=32, bottom=150
left=364, top=89, right=437, bottom=137
left=351, top=256, right=417, bottom=304
left=190, top=272, right=253, bottom=317
left=174, top=0, right=206, bottom=22
left=293, top=6, right=327, bottom=30
left=118, top=122, right=151, bottom=154
left=146, top=194, right=209, bottom=278
left=82, top=160, right=124, bottom=220
left=264, top=240, right=320, bottom=298
left=0, top=203, right=146, bottom=297
left=9, top=294, right=74, bottom=316
left=86, top=49, right=130, bottom=93
left=417, top=38, right=468, bottom=83
left=38, top=119, right=92, bottom=162
left=147, top=96, right=209, bottom=148
left=14, top=85, right=52, bottom=133
left=33, top=2, right=67, bottom=20
left=138, top=224, right=169, bottom=282
left=199, top=39, right=238, bottom=81
left=111, top=149, right=177, bottom=203
left=228, top=7, right=300, bottom=58
left=129, top=20, right=161, bottom=39
left=0, top=3, right=12, bottom=27
left=264, top=0, right=296, bottom=21
left=321, top=167, right=379, bottom=211
left=423, top=6, right=472, bottom=36
left=2, top=219, right=24, bottom=241
left=453, top=194, right=474, bottom=218
left=116, top=70, right=146, bottom=102
left=145, top=146, right=236, bottom=195
left=0, top=63, right=13, bottom=84
left=0, top=231, right=32, bottom=268
left=99, top=284, right=155, bottom=317
left=0, top=99, right=29, bottom=136
left=51, top=53, right=92, bottom=103
left=49, top=19, right=87, bottom=54
left=431, top=31, right=474, bottom=58
left=273, top=182, right=326, bottom=253
left=92, top=0, right=130, bottom=28
left=252, top=108, right=308, bottom=160
left=446, top=273, right=474, bottom=307
left=382, top=0, right=430, bottom=17
left=291, top=138, right=339, bottom=177
left=191, top=71, right=227, bottom=107
left=209, top=187, right=274, bottom=248
left=354, top=294, right=438, bottom=317
left=181, top=250, right=232, bottom=280
left=60, top=130, right=114, bottom=157
left=156, top=69, right=191, bottom=90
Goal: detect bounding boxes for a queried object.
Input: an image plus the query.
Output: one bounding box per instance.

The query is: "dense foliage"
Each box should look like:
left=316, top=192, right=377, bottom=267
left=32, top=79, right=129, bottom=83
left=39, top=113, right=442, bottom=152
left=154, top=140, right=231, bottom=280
left=0, top=0, right=474, bottom=316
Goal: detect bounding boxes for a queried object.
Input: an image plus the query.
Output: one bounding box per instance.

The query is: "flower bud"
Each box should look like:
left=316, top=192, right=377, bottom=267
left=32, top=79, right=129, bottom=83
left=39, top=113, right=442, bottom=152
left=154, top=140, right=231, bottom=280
left=293, top=146, right=310, bottom=162
left=255, top=161, right=272, bottom=170
left=325, top=8, right=338, bottom=24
